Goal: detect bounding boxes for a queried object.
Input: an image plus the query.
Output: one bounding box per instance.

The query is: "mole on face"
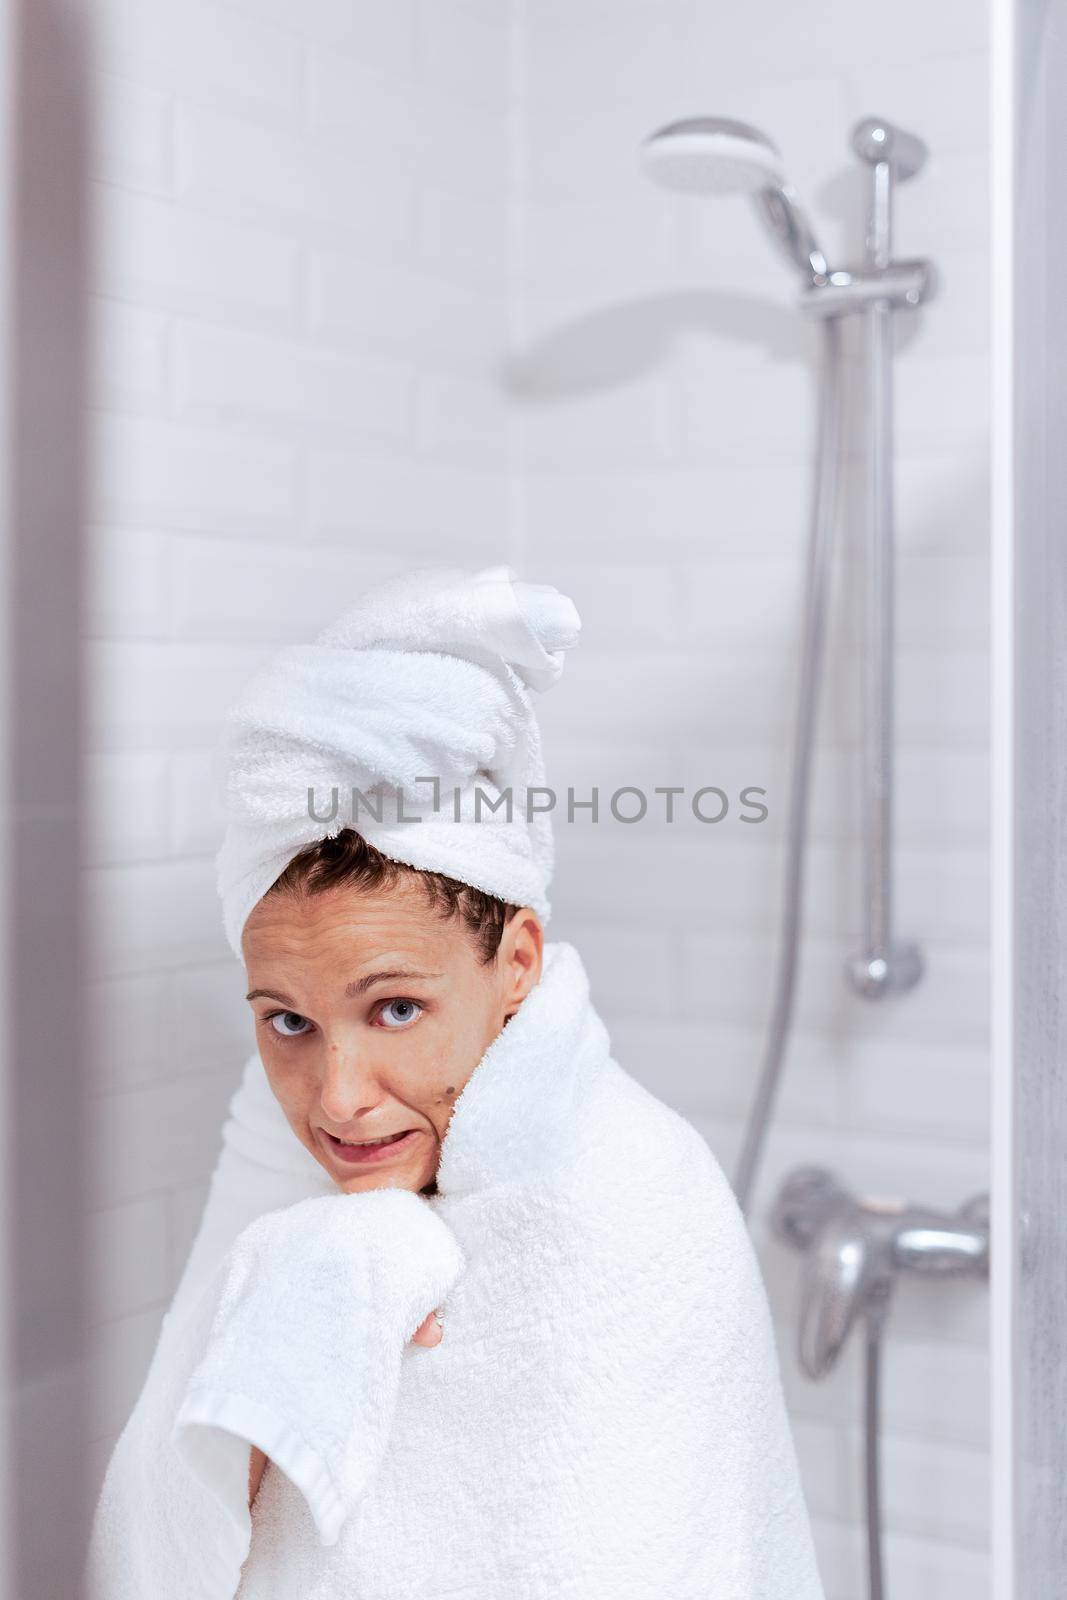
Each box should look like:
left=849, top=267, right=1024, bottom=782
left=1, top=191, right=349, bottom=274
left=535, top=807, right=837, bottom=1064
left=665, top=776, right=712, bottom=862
left=437, top=1085, right=456, bottom=1102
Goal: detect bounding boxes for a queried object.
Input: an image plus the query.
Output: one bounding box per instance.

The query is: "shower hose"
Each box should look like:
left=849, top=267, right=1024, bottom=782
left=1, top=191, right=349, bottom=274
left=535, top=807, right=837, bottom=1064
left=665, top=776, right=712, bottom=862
left=730, top=314, right=888, bottom=1600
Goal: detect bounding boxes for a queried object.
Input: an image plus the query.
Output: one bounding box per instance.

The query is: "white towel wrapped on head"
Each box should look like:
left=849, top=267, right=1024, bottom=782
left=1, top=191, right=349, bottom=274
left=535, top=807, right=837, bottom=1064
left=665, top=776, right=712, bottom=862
left=214, top=564, right=581, bottom=959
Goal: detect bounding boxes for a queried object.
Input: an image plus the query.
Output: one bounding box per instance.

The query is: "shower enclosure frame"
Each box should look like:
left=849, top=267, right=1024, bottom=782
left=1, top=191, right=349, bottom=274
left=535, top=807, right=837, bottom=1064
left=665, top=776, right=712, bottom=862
left=0, top=1, right=92, bottom=1596
left=990, top=2, right=1066, bottom=1598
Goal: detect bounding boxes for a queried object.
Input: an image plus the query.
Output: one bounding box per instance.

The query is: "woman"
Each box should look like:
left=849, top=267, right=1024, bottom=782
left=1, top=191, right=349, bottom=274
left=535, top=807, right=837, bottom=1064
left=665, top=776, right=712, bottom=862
left=86, top=564, right=825, bottom=1599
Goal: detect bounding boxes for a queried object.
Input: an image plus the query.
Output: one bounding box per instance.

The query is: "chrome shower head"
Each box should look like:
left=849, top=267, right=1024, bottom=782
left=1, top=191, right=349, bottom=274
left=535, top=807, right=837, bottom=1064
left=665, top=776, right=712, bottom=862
left=640, top=115, right=829, bottom=285
left=640, top=116, right=786, bottom=195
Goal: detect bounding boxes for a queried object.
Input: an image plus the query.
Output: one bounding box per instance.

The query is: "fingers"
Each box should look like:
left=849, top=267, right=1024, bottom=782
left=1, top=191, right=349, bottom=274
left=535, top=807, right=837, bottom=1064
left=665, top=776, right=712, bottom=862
left=248, top=1445, right=269, bottom=1508
left=410, top=1308, right=444, bottom=1348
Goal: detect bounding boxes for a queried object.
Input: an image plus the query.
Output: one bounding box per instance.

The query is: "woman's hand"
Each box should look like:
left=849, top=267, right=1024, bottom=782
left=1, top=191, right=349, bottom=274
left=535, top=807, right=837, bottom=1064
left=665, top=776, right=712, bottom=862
left=248, top=1446, right=269, bottom=1508
left=247, top=1306, right=444, bottom=1507
left=410, top=1307, right=444, bottom=1349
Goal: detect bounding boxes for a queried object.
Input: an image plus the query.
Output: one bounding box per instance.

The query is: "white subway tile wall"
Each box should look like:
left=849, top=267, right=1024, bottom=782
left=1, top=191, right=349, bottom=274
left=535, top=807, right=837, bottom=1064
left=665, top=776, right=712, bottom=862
left=85, top=0, right=517, bottom=1500
left=87, top=2, right=990, bottom=1595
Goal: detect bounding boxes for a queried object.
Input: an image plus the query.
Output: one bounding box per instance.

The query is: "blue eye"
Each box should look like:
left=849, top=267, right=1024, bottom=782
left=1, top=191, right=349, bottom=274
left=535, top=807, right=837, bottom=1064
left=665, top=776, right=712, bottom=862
left=268, top=1011, right=312, bottom=1039
left=377, top=998, right=422, bottom=1030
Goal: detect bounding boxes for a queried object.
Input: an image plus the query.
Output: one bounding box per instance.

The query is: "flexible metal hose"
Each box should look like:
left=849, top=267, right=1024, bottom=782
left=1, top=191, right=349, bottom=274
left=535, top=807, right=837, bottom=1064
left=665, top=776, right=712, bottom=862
left=732, top=313, right=845, bottom=1219
left=730, top=316, right=890, bottom=1600
left=863, top=1308, right=887, bottom=1600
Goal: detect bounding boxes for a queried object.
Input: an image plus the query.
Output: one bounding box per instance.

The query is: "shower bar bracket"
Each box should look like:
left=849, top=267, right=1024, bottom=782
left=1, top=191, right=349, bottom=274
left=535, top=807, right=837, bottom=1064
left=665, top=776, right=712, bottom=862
left=798, top=257, right=937, bottom=320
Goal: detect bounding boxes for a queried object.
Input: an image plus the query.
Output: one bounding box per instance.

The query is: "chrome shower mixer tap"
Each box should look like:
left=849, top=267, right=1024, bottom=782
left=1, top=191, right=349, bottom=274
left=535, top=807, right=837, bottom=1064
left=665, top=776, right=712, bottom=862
left=771, top=1165, right=990, bottom=1379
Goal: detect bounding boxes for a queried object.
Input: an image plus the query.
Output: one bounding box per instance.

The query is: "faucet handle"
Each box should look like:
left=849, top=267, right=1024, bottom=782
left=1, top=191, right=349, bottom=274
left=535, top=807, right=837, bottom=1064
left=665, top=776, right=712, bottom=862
left=797, top=1212, right=895, bottom=1380
left=770, top=1165, right=849, bottom=1253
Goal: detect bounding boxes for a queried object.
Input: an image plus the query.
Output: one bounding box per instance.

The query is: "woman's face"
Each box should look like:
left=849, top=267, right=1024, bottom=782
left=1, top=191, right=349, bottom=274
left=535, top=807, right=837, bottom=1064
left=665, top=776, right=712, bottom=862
left=242, top=879, right=543, bottom=1195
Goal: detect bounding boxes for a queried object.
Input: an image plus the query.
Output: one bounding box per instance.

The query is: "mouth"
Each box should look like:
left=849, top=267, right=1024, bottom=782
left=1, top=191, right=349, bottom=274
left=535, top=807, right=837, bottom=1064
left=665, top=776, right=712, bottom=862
left=319, top=1128, right=421, bottom=1166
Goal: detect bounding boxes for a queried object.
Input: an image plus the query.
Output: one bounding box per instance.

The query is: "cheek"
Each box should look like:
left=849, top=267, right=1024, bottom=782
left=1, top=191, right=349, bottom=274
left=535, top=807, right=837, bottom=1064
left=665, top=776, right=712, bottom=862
left=261, top=1050, right=316, bottom=1118
left=394, top=1040, right=455, bottom=1124
left=408, top=1011, right=496, bottom=1126
left=422, top=1078, right=459, bottom=1121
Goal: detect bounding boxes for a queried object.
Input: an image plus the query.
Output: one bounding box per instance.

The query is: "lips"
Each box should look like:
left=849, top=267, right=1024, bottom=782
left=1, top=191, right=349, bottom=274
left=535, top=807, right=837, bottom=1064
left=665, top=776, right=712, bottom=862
left=330, top=1131, right=409, bottom=1148
left=320, top=1128, right=420, bottom=1166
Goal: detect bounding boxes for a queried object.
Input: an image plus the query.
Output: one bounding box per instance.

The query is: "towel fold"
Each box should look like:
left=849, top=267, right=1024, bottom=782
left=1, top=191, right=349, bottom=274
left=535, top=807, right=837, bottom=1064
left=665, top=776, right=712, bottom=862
left=174, top=1189, right=464, bottom=1548
left=86, top=1187, right=464, bottom=1599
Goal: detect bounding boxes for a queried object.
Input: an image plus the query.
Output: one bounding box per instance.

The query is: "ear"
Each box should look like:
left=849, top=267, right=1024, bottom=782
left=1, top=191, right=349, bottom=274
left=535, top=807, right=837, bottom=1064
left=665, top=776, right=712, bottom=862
left=500, top=909, right=543, bottom=1016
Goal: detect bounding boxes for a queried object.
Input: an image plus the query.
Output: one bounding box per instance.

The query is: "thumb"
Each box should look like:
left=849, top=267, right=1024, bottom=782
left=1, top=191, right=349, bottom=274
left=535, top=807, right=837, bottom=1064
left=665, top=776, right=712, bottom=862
left=410, top=1308, right=444, bottom=1349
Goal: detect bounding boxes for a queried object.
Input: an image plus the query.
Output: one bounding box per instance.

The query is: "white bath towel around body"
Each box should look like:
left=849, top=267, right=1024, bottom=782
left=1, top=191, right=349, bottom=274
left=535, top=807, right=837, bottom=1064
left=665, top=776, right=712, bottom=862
left=86, top=941, right=826, bottom=1600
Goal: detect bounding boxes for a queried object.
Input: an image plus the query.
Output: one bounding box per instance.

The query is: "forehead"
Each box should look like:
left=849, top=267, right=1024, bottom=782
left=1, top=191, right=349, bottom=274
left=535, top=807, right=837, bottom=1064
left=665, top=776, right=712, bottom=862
left=241, top=879, right=472, bottom=974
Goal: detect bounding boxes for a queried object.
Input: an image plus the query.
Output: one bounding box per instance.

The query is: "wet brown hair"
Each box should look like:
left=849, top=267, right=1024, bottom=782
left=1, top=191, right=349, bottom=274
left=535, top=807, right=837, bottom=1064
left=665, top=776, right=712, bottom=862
left=264, top=827, right=523, bottom=966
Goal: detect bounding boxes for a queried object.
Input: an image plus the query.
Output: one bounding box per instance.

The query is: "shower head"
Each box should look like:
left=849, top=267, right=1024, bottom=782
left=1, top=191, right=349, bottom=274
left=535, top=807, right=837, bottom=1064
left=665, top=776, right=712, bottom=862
left=640, top=115, right=829, bottom=285
left=640, top=116, right=786, bottom=195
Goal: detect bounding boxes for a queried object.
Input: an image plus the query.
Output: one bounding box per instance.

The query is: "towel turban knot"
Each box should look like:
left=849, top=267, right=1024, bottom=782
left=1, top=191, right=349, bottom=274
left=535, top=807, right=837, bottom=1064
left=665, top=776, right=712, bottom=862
left=214, top=564, right=581, bottom=959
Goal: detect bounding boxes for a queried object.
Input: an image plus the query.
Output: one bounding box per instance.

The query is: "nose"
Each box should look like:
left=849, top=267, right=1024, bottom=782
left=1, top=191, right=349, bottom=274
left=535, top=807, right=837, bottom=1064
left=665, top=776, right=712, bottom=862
left=317, top=1034, right=386, bottom=1125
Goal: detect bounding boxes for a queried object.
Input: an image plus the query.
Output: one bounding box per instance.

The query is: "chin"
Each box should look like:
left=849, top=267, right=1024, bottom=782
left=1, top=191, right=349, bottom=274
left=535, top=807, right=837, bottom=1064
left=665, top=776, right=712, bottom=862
left=336, top=1167, right=427, bottom=1195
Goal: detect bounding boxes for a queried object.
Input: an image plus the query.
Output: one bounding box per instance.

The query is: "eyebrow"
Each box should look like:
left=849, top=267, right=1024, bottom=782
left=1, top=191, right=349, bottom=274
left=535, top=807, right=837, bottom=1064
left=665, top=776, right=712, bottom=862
left=245, top=969, right=444, bottom=1006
